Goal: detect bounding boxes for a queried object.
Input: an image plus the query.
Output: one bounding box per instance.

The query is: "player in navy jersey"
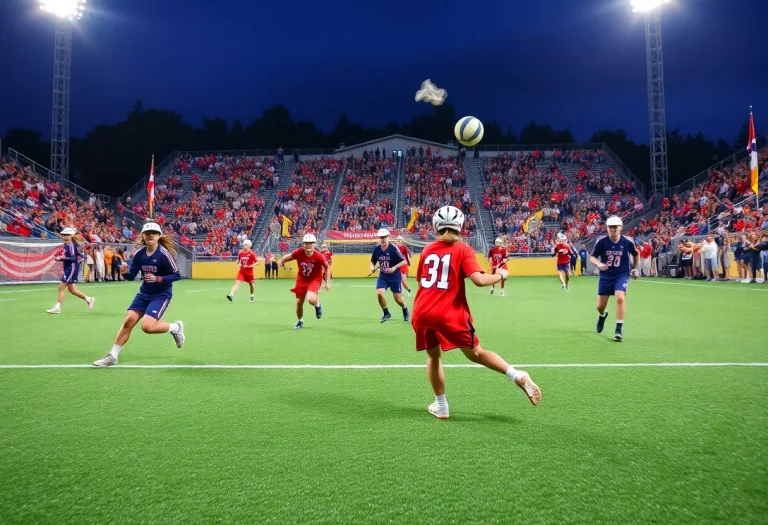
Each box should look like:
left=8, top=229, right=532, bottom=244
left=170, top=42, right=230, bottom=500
left=370, top=228, right=408, bottom=323
left=93, top=222, right=185, bottom=367
left=46, top=227, right=95, bottom=314
left=589, top=216, right=639, bottom=341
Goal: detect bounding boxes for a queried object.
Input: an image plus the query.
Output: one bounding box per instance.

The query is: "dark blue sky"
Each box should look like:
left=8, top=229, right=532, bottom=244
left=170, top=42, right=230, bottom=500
left=1, top=0, right=765, bottom=144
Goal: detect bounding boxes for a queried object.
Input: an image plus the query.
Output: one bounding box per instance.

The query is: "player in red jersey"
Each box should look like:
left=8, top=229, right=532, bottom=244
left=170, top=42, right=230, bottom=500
left=264, top=251, right=275, bottom=279
left=412, top=206, right=541, bottom=420
left=320, top=243, right=333, bottom=290
left=553, top=233, right=576, bottom=290
left=227, top=239, right=259, bottom=303
left=278, top=233, right=330, bottom=330
left=487, top=238, right=509, bottom=296
left=395, top=236, right=413, bottom=297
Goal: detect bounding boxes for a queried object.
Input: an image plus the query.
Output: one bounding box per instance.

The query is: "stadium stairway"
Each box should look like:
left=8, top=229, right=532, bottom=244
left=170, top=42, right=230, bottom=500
left=322, top=164, right=347, bottom=233
left=252, top=159, right=293, bottom=247
left=394, top=157, right=406, bottom=229
left=465, top=158, right=496, bottom=244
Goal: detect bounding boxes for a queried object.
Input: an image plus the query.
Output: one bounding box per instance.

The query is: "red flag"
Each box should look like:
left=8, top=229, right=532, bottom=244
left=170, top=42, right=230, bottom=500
left=147, top=155, right=155, bottom=217
left=747, top=109, right=758, bottom=198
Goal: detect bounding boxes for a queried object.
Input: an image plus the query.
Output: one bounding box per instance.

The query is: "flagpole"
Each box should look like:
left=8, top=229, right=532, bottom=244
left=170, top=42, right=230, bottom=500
left=749, top=107, right=758, bottom=209
left=148, top=154, right=155, bottom=220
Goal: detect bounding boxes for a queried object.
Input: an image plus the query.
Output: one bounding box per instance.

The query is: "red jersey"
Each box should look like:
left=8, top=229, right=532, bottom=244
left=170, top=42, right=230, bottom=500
left=291, top=248, right=329, bottom=283
left=412, top=241, right=483, bottom=332
left=553, top=243, right=574, bottom=265
left=237, top=250, right=258, bottom=273
left=321, top=249, right=333, bottom=264
left=265, top=253, right=274, bottom=264
left=487, top=246, right=508, bottom=269
left=398, top=244, right=411, bottom=266
left=640, top=243, right=652, bottom=259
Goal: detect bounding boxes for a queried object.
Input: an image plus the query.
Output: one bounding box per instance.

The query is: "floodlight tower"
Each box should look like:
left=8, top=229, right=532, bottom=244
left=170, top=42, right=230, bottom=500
left=632, top=0, right=670, bottom=195
left=40, top=0, right=86, bottom=180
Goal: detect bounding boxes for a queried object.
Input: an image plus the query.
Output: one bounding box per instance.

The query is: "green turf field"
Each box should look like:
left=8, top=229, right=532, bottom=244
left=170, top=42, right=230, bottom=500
left=1, top=277, right=766, bottom=524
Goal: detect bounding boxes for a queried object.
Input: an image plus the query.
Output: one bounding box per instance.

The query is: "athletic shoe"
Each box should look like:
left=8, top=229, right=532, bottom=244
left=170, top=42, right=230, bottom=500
left=315, top=304, right=323, bottom=319
left=500, top=290, right=505, bottom=297
left=614, top=327, right=623, bottom=342
left=562, top=284, right=566, bottom=290
left=86, top=297, right=95, bottom=311
left=380, top=312, right=392, bottom=323
left=46, top=306, right=61, bottom=314
left=490, top=287, right=494, bottom=295
left=403, top=307, right=410, bottom=322
left=294, top=320, right=304, bottom=330
left=596, top=313, right=608, bottom=334
left=514, top=372, right=541, bottom=406
left=407, top=289, right=411, bottom=297
left=250, top=296, right=255, bottom=303
left=171, top=321, right=185, bottom=348
left=226, top=294, right=233, bottom=301
left=428, top=402, right=449, bottom=419
left=93, top=353, right=117, bottom=367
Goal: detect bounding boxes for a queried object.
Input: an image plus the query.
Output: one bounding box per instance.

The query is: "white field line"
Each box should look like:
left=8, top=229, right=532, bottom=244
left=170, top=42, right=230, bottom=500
left=637, top=280, right=768, bottom=292
left=0, top=283, right=133, bottom=294
left=0, top=298, right=17, bottom=302
left=0, top=362, right=766, bottom=370
left=186, top=288, right=228, bottom=293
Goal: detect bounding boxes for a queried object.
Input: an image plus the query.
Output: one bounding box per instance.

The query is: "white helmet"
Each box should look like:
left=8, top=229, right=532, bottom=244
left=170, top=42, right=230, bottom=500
left=432, top=205, right=465, bottom=232
left=606, top=216, right=623, bottom=227
left=242, top=239, right=252, bottom=248
left=141, top=222, right=162, bottom=234
left=302, top=233, right=317, bottom=243
left=377, top=228, right=390, bottom=238
left=60, top=227, right=77, bottom=235
left=557, top=233, right=567, bottom=242
left=495, top=238, right=502, bottom=246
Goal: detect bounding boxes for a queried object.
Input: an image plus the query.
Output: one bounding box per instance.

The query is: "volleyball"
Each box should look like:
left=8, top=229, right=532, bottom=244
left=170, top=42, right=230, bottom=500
left=454, top=116, right=484, bottom=147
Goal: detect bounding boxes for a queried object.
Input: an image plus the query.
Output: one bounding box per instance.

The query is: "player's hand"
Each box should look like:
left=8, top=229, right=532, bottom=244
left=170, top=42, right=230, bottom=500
left=597, top=263, right=608, bottom=271
left=384, top=267, right=394, bottom=274
left=143, top=272, right=157, bottom=283
left=630, top=269, right=639, bottom=280
left=325, top=282, right=331, bottom=292
left=55, top=256, right=63, bottom=261
left=497, top=268, right=509, bottom=280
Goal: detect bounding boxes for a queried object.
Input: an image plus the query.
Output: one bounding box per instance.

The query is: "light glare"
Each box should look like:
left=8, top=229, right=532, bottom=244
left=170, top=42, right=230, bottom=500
left=39, top=0, right=87, bottom=20
left=631, top=0, right=670, bottom=13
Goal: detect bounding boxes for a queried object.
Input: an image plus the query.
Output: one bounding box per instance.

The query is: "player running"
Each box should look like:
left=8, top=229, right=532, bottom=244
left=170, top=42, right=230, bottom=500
left=93, top=222, right=185, bottom=367
left=412, top=206, right=541, bottom=419
left=395, top=235, right=412, bottom=296
left=46, top=227, right=95, bottom=314
left=370, top=228, right=409, bottom=323
left=589, top=216, right=639, bottom=341
left=227, top=239, right=258, bottom=302
left=278, top=233, right=330, bottom=330
left=487, top=237, right=509, bottom=296
left=553, top=233, right=576, bottom=290
left=321, top=243, right=333, bottom=290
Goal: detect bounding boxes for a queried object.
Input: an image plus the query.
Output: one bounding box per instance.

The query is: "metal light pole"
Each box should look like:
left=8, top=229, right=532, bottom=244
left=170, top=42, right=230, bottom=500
left=40, top=1, right=86, bottom=180
left=632, top=0, right=670, bottom=195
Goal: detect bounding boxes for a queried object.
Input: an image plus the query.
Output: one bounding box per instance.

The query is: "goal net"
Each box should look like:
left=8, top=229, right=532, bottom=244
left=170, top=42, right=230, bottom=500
left=0, top=240, right=64, bottom=285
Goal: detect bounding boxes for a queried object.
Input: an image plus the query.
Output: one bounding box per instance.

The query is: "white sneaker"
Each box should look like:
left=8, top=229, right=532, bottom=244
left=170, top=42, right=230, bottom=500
left=171, top=321, right=185, bottom=348
left=514, top=372, right=541, bottom=406
left=250, top=296, right=255, bottom=303
left=46, top=306, right=61, bottom=314
left=93, top=353, right=118, bottom=367
left=500, top=290, right=505, bottom=297
left=407, top=289, right=411, bottom=297
left=490, top=288, right=494, bottom=295
left=86, top=297, right=95, bottom=311
left=428, top=402, right=449, bottom=419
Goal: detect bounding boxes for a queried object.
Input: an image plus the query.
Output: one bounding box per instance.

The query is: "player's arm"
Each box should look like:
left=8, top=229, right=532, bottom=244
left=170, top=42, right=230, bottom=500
left=388, top=247, right=406, bottom=272
left=147, top=256, right=181, bottom=284
left=57, top=244, right=77, bottom=262
left=590, top=242, right=608, bottom=271
left=629, top=243, right=640, bottom=278
left=468, top=269, right=507, bottom=287
left=124, top=255, right=141, bottom=281
left=369, top=252, right=377, bottom=273
left=278, top=253, right=295, bottom=268
left=322, top=259, right=331, bottom=289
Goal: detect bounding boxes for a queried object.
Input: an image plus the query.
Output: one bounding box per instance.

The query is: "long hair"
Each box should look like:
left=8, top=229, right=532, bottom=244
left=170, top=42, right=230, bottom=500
left=436, top=228, right=462, bottom=244
left=137, top=233, right=177, bottom=257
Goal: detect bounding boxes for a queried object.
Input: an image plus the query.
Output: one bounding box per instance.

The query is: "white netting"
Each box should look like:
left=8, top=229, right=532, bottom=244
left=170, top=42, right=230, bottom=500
left=0, top=240, right=64, bottom=285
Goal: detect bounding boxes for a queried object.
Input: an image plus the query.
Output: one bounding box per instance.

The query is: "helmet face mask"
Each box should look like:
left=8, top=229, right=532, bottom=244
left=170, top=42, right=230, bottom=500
left=432, top=205, right=465, bottom=233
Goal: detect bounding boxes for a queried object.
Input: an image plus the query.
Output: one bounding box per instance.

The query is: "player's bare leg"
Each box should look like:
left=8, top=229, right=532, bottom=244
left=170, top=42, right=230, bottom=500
left=48, top=283, right=92, bottom=314
left=294, top=297, right=306, bottom=329
left=93, top=311, right=140, bottom=367
left=393, top=292, right=409, bottom=321
left=306, top=291, right=322, bottom=319
left=500, top=279, right=506, bottom=297
left=248, top=282, right=255, bottom=303
left=426, top=346, right=449, bottom=419
left=461, top=345, right=541, bottom=406
left=614, top=291, right=626, bottom=341
left=558, top=271, right=567, bottom=288
left=596, top=295, right=609, bottom=334
left=227, top=279, right=242, bottom=301
left=377, top=289, right=392, bottom=322
left=401, top=273, right=411, bottom=297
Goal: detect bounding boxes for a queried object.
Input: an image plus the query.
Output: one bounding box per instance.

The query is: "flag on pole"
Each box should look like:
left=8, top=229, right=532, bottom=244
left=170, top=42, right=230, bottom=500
left=747, top=109, right=758, bottom=199
left=147, top=155, right=155, bottom=218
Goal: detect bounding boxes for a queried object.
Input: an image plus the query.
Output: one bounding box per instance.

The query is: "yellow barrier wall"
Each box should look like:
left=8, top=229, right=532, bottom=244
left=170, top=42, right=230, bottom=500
left=191, top=254, right=560, bottom=279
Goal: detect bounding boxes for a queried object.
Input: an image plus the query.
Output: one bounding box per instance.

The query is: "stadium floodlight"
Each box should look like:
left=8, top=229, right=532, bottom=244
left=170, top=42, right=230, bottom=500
left=39, top=0, right=86, bottom=20
left=40, top=0, right=86, bottom=180
left=633, top=0, right=670, bottom=195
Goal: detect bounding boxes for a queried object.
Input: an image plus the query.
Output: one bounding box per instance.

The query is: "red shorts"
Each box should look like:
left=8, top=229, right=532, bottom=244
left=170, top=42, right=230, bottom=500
left=414, top=324, right=479, bottom=351
left=491, top=264, right=508, bottom=273
left=291, top=280, right=321, bottom=299
left=237, top=271, right=254, bottom=284
left=400, top=266, right=409, bottom=275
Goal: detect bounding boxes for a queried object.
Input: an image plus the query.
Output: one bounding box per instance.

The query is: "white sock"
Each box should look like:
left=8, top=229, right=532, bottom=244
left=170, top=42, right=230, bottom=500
left=616, top=320, right=624, bottom=326
left=435, top=394, right=448, bottom=409
left=505, top=365, right=523, bottom=383
left=168, top=322, right=180, bottom=334
left=83, top=296, right=90, bottom=302
left=600, top=311, right=607, bottom=318
left=110, top=344, right=122, bottom=358
left=55, top=302, right=61, bottom=309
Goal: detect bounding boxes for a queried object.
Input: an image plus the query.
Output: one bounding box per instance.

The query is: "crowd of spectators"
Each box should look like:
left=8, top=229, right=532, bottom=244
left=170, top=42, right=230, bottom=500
left=330, top=157, right=397, bottom=231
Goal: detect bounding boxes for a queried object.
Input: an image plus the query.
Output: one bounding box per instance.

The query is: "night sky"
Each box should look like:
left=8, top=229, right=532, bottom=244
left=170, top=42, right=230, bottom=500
left=1, top=0, right=765, bottom=144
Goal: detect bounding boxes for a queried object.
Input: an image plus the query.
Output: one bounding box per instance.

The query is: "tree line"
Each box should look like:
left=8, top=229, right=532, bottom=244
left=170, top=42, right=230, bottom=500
left=2, top=100, right=748, bottom=197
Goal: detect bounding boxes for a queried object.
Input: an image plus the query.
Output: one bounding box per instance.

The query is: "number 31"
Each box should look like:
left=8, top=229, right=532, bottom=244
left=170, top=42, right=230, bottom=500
left=420, top=254, right=451, bottom=289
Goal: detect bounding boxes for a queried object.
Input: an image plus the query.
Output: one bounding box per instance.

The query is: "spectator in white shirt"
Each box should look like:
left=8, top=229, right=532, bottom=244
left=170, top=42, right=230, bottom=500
left=700, top=235, right=719, bottom=281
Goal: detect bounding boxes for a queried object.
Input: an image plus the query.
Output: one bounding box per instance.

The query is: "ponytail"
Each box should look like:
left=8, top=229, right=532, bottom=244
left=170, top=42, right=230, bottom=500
left=436, top=228, right=462, bottom=244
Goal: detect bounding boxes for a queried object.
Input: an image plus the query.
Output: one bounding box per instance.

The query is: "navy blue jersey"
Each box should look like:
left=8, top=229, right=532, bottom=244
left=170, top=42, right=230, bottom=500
left=591, top=235, right=638, bottom=277
left=371, top=243, right=405, bottom=277
left=60, top=241, right=82, bottom=281
left=125, top=245, right=181, bottom=296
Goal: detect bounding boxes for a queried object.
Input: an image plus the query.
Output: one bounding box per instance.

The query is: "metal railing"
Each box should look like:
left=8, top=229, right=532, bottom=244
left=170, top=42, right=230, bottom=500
left=8, top=148, right=111, bottom=204
left=0, top=207, right=58, bottom=239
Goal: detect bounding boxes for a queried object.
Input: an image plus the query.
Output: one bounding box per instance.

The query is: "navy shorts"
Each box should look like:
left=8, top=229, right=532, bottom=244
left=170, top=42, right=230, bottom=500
left=557, top=263, right=570, bottom=272
left=128, top=293, right=172, bottom=320
left=61, top=264, right=80, bottom=284
left=598, top=274, right=630, bottom=296
left=376, top=275, right=403, bottom=294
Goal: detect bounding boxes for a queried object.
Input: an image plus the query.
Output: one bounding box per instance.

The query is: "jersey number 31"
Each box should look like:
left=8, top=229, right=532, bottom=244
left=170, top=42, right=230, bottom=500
left=420, top=254, right=451, bottom=290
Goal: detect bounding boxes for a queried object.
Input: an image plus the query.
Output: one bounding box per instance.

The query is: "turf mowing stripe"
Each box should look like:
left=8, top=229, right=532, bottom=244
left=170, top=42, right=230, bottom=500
left=186, top=288, right=228, bottom=293
left=1, top=362, right=767, bottom=369
left=637, top=280, right=768, bottom=292
left=0, top=298, right=17, bottom=302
